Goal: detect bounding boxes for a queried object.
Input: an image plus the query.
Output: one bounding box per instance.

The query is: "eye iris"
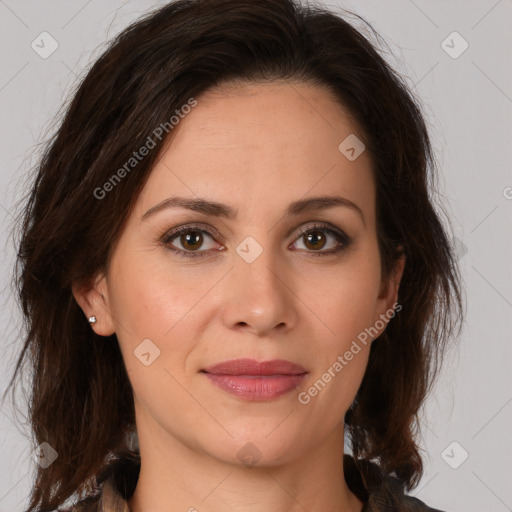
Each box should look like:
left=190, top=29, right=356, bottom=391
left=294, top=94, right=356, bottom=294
left=181, top=231, right=203, bottom=250
left=304, top=231, right=326, bottom=250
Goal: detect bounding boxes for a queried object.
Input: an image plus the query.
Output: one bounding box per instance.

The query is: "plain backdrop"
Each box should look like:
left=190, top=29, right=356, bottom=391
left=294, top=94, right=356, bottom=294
left=0, top=1, right=511, bottom=511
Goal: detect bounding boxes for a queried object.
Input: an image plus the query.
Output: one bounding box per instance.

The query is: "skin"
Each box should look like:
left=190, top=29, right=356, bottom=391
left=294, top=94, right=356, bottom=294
left=74, top=80, right=405, bottom=512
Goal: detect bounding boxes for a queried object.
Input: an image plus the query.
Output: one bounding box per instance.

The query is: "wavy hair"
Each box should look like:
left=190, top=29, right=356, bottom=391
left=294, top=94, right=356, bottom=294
left=4, top=0, right=464, bottom=510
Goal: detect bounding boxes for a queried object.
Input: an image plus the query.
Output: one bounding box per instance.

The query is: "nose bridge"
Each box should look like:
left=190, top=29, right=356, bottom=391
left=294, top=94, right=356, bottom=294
left=224, top=233, right=294, bottom=334
left=236, top=233, right=282, bottom=301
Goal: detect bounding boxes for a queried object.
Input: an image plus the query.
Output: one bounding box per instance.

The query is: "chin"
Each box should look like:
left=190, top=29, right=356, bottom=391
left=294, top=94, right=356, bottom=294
left=199, top=425, right=305, bottom=469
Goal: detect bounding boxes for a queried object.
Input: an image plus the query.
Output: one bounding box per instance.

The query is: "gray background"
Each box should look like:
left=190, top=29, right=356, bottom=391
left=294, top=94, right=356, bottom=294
left=0, top=1, right=511, bottom=511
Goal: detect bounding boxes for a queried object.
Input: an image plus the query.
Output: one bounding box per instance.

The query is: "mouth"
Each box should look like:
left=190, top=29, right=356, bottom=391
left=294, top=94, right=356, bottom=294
left=201, top=359, right=308, bottom=401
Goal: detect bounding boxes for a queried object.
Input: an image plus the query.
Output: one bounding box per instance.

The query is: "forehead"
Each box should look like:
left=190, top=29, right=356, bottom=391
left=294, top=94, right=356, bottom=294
left=136, top=80, right=375, bottom=225
left=173, top=80, right=362, bottom=153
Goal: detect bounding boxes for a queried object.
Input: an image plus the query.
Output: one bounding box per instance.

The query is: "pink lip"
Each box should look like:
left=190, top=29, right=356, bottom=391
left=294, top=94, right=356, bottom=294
left=202, top=358, right=308, bottom=401
left=203, top=358, right=307, bottom=376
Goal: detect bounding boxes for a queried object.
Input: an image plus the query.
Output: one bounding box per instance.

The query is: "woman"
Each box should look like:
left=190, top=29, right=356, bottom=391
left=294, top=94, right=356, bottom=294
left=6, top=0, right=464, bottom=511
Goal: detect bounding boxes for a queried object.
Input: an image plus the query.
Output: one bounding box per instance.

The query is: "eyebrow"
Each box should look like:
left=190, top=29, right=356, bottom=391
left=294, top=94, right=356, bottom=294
left=141, top=195, right=365, bottom=226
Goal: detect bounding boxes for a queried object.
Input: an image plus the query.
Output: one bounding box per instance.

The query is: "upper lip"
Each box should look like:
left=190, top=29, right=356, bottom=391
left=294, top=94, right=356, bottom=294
left=202, top=358, right=307, bottom=376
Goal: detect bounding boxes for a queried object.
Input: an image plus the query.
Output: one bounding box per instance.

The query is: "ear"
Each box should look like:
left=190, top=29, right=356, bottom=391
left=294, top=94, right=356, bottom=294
left=72, top=273, right=116, bottom=336
left=372, top=250, right=406, bottom=337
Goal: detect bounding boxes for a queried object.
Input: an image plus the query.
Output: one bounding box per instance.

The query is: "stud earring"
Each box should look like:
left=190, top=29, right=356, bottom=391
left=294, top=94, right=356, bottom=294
left=88, top=316, right=97, bottom=324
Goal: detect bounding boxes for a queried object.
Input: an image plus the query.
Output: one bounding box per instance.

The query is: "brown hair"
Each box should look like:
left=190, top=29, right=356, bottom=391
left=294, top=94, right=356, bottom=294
left=5, top=0, right=464, bottom=510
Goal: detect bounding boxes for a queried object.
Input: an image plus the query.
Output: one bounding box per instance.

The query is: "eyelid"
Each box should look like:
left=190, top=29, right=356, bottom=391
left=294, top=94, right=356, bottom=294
left=294, top=222, right=346, bottom=240
left=161, top=222, right=225, bottom=244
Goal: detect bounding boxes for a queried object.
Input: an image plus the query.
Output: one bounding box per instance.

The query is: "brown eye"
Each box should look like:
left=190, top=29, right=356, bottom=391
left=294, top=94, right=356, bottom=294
left=162, top=222, right=351, bottom=259
left=163, top=226, right=220, bottom=257
left=291, top=224, right=350, bottom=255
left=302, top=230, right=327, bottom=251
left=178, top=230, right=203, bottom=251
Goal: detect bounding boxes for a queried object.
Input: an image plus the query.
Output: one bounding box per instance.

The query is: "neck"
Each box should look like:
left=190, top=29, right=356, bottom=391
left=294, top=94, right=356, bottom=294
left=127, top=418, right=364, bottom=512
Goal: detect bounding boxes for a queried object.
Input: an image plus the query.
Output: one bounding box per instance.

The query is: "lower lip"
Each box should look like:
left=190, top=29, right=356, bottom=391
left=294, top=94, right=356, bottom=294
left=203, top=373, right=307, bottom=401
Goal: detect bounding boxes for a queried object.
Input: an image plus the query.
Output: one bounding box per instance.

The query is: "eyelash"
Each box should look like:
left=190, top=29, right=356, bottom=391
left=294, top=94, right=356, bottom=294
left=160, top=222, right=353, bottom=259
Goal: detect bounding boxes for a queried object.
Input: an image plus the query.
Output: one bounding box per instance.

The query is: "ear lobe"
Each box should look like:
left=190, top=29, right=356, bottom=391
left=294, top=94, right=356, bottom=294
left=71, top=274, right=116, bottom=336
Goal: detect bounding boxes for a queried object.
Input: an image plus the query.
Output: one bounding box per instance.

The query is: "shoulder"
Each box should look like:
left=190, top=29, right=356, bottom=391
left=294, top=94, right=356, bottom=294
left=344, top=455, right=448, bottom=512
left=365, top=473, right=446, bottom=511
left=56, top=456, right=137, bottom=512
left=56, top=478, right=128, bottom=512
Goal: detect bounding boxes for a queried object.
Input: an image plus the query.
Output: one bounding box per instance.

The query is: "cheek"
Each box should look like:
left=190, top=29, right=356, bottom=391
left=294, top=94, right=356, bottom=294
left=298, top=276, right=377, bottom=423
left=108, top=249, right=209, bottom=379
left=109, top=245, right=205, bottom=335
left=110, top=270, right=174, bottom=338
left=109, top=247, right=235, bottom=397
left=306, top=256, right=382, bottom=345
left=110, top=262, right=205, bottom=412
left=298, top=252, right=381, bottom=405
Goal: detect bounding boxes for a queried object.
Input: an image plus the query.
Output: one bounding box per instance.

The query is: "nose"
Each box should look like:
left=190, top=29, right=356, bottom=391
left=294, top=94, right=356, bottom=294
left=221, top=241, right=298, bottom=337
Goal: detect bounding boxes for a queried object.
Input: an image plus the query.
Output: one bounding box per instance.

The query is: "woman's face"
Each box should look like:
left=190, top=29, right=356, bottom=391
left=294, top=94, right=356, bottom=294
left=80, top=80, right=404, bottom=467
